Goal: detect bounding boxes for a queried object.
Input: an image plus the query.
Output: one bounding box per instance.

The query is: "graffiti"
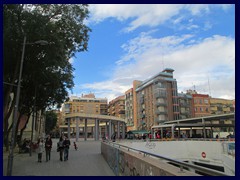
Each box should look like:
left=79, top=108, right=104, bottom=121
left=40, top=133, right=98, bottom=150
left=102, top=143, right=171, bottom=176
left=145, top=141, right=156, bottom=149
left=130, top=167, right=140, bottom=176
left=118, top=151, right=125, bottom=175
left=146, top=166, right=154, bottom=176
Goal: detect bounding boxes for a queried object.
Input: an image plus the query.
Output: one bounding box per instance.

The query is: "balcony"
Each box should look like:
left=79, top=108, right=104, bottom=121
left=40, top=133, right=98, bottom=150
left=140, top=97, right=144, bottom=104
left=155, top=92, right=167, bottom=98
left=154, top=118, right=166, bottom=124
left=156, top=102, right=167, bottom=107
left=155, top=110, right=167, bottom=115
left=118, top=109, right=125, bottom=114
left=154, top=84, right=165, bottom=89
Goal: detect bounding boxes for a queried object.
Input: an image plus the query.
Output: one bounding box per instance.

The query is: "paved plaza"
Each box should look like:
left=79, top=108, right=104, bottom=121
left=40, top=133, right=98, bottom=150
left=3, top=138, right=115, bottom=176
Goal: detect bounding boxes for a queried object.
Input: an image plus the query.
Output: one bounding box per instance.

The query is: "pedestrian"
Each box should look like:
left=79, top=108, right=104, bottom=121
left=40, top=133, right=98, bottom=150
left=57, top=136, right=64, bottom=161
left=73, top=142, right=78, bottom=150
left=45, top=135, right=52, bottom=162
left=37, top=138, right=44, bottom=163
left=63, top=136, right=71, bottom=161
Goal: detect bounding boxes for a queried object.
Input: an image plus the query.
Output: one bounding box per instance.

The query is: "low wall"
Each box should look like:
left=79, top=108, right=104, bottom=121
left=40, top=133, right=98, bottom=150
left=101, top=142, right=198, bottom=176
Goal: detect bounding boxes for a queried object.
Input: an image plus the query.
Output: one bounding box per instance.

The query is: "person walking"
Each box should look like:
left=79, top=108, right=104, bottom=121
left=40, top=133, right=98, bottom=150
left=73, top=142, right=78, bottom=150
left=57, top=136, right=64, bottom=161
left=63, top=136, right=71, bottom=161
left=37, top=138, right=44, bottom=163
left=45, top=135, right=52, bottom=162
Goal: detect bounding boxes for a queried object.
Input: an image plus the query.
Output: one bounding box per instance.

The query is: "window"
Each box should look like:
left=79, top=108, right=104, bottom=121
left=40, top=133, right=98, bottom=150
left=195, top=107, right=197, bottom=112
left=204, top=99, right=209, bottom=104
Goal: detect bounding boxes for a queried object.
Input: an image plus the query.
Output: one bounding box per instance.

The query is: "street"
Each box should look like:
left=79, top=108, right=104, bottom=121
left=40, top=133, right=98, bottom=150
left=3, top=138, right=115, bottom=176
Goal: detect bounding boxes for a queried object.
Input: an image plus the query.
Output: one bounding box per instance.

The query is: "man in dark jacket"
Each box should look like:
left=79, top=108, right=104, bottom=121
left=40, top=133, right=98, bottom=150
left=63, top=136, right=70, bottom=161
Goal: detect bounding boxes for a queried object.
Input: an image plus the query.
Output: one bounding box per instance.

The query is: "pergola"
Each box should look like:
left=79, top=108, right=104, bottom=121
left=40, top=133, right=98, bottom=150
left=151, top=113, right=235, bottom=139
left=61, top=113, right=126, bottom=141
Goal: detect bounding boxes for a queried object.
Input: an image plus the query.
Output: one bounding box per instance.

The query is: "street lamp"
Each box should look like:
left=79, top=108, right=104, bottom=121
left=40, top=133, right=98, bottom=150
left=29, top=82, right=50, bottom=156
left=6, top=35, right=48, bottom=176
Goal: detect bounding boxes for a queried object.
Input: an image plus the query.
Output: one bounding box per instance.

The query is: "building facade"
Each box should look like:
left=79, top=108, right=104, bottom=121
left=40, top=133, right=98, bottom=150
left=125, top=80, right=142, bottom=131
left=210, top=98, right=235, bottom=115
left=178, top=93, right=193, bottom=119
left=62, top=94, right=108, bottom=130
left=191, top=93, right=211, bottom=117
left=135, top=68, right=179, bottom=130
left=108, top=95, right=125, bottom=119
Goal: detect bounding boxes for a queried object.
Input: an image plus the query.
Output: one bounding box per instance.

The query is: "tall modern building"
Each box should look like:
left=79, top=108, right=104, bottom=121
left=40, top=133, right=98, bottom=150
left=135, top=68, right=179, bottom=130
left=125, top=80, right=142, bottom=131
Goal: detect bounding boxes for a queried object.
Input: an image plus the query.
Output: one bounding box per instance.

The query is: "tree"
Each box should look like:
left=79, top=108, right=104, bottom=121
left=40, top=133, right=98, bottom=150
left=3, top=4, right=91, bottom=150
left=45, top=111, right=57, bottom=135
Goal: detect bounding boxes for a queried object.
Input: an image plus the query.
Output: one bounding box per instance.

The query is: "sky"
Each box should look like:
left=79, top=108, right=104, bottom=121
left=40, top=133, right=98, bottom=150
left=69, top=4, right=235, bottom=102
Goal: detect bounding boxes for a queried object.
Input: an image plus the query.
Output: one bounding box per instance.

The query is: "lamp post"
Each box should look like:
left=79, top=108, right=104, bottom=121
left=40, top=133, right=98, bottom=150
left=29, top=82, right=50, bottom=156
left=6, top=35, right=48, bottom=176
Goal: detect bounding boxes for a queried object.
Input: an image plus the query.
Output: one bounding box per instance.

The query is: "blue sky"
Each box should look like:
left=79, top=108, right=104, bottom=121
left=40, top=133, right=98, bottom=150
left=69, top=4, right=235, bottom=101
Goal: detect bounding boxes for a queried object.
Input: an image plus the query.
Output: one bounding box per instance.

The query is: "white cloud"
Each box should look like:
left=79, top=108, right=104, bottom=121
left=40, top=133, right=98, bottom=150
left=68, top=57, right=74, bottom=64
left=76, top=33, right=235, bottom=101
left=73, top=4, right=234, bottom=101
left=88, top=4, right=231, bottom=32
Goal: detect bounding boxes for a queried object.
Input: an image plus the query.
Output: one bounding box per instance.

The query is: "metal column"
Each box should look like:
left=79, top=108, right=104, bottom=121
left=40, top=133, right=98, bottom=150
left=108, top=121, right=112, bottom=140
left=105, top=122, right=108, bottom=138
left=67, top=118, right=71, bottom=139
left=171, top=125, right=174, bottom=139
left=122, top=123, right=125, bottom=139
left=190, top=127, right=193, bottom=138
left=84, top=119, right=87, bottom=141
left=161, top=127, right=163, bottom=138
left=76, top=117, right=79, bottom=142
left=117, top=121, right=120, bottom=139
left=95, top=119, right=99, bottom=141
left=202, top=118, right=206, bottom=138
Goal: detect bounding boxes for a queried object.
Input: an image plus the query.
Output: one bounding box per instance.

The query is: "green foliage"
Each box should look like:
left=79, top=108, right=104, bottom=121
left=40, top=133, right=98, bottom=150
left=45, top=111, right=58, bottom=134
left=3, top=4, right=91, bottom=148
left=4, top=4, right=91, bottom=114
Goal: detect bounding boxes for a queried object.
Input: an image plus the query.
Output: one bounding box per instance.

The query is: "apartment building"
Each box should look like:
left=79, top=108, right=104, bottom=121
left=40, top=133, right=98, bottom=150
left=63, top=94, right=108, bottom=126
left=108, top=95, right=125, bottom=119
left=210, top=98, right=235, bottom=115
left=135, top=68, right=179, bottom=130
left=125, top=80, right=142, bottom=131
left=190, top=93, right=211, bottom=117
left=178, top=93, right=193, bottom=119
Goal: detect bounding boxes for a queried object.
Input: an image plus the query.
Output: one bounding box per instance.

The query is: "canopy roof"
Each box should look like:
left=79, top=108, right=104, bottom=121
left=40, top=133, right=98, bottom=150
left=127, top=130, right=150, bottom=134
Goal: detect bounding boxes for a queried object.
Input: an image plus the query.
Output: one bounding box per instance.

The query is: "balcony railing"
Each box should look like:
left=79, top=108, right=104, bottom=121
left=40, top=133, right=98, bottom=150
left=156, top=102, right=167, bottom=107
left=155, top=110, right=167, bottom=115
left=155, top=93, right=167, bottom=98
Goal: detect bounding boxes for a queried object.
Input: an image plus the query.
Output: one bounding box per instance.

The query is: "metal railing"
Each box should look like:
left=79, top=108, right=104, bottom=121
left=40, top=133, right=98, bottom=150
left=103, top=140, right=230, bottom=176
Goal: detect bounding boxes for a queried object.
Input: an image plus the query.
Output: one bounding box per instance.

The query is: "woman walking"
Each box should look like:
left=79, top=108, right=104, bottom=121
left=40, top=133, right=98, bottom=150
left=37, top=138, right=44, bottom=162
left=57, top=136, right=64, bottom=161
left=45, top=135, right=52, bottom=162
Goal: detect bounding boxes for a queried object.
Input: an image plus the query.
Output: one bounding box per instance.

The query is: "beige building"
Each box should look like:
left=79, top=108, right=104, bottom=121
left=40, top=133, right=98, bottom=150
left=61, top=94, right=108, bottom=133
left=125, top=80, right=142, bottom=131
left=130, top=68, right=179, bottom=131
left=63, top=94, right=108, bottom=116
left=210, top=98, right=235, bottom=115
left=108, top=95, right=125, bottom=119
